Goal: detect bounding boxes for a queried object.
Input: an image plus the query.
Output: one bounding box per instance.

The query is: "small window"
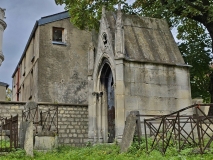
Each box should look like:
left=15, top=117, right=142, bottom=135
left=53, top=27, right=63, bottom=42
left=102, top=33, right=107, bottom=45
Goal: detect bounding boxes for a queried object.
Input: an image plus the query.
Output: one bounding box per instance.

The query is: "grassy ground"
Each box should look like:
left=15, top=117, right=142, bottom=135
left=1, top=140, right=213, bottom=160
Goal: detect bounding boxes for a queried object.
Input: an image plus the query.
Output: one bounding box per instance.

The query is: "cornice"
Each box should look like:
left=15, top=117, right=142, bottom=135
left=0, top=52, right=4, bottom=62
left=0, top=19, right=6, bottom=30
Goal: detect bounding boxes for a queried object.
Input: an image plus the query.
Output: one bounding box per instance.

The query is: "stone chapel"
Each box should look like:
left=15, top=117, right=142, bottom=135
left=87, top=6, right=191, bottom=143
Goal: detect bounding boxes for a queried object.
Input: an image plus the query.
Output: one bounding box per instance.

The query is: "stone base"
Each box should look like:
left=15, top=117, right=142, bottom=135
left=34, top=136, right=58, bottom=150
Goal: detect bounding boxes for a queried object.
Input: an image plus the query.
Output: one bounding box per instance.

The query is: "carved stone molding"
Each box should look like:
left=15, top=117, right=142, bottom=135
left=0, top=52, right=4, bottom=66
left=0, top=19, right=6, bottom=30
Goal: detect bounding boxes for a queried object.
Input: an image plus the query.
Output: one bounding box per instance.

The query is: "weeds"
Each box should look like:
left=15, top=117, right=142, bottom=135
left=0, top=138, right=213, bottom=160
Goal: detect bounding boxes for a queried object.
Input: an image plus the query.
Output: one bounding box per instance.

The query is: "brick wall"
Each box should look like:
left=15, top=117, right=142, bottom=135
left=0, top=101, right=88, bottom=147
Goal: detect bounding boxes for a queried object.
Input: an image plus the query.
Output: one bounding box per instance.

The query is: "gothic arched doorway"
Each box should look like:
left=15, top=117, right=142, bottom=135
left=100, top=62, right=115, bottom=143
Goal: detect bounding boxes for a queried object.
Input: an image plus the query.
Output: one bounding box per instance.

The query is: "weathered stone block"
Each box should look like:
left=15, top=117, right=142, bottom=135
left=120, top=112, right=137, bottom=153
left=64, top=138, right=70, bottom=144
left=78, top=134, right=84, bottom=138
left=62, top=133, right=69, bottom=137
left=73, top=139, right=80, bottom=143
left=19, top=121, right=28, bottom=149
left=34, top=136, right=58, bottom=150
left=11, top=106, right=19, bottom=110
left=24, top=121, right=33, bottom=157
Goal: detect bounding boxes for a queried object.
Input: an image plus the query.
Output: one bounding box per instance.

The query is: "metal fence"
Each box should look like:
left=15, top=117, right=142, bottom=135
left=0, top=115, right=19, bottom=152
left=138, top=104, right=213, bottom=154
left=22, top=106, right=58, bottom=134
left=40, top=108, right=58, bottom=133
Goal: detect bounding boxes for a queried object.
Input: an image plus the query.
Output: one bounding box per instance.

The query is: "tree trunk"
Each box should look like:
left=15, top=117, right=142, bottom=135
left=206, top=23, right=213, bottom=116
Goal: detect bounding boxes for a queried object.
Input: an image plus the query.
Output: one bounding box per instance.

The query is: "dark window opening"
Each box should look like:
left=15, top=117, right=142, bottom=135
left=102, top=33, right=107, bottom=45
left=53, top=27, right=63, bottom=42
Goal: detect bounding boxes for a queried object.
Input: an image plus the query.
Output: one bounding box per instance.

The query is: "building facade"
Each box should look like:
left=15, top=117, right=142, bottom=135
left=0, top=82, right=8, bottom=101
left=12, top=12, right=91, bottom=103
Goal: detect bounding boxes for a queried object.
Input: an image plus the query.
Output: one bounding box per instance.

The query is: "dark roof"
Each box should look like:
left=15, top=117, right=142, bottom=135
left=105, top=12, right=186, bottom=65
left=0, top=82, right=9, bottom=88
left=39, top=11, right=69, bottom=25
left=12, top=11, right=70, bottom=77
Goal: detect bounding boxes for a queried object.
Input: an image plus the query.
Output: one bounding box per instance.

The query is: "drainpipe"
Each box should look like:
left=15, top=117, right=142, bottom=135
left=16, top=67, right=20, bottom=101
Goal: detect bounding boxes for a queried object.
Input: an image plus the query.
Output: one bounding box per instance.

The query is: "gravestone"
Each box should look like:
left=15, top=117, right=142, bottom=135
left=24, top=101, right=37, bottom=110
left=24, top=101, right=39, bottom=121
left=24, top=121, right=33, bottom=157
left=130, top=111, right=142, bottom=138
left=120, top=111, right=141, bottom=153
left=19, top=121, right=28, bottom=148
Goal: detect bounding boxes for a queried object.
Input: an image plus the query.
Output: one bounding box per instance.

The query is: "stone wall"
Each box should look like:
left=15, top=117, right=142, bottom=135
left=124, top=61, right=192, bottom=116
left=39, top=103, right=88, bottom=146
left=38, top=18, right=91, bottom=104
left=0, top=101, right=88, bottom=146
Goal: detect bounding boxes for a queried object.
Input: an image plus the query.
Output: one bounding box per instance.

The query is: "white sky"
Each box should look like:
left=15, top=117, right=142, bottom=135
left=0, top=0, right=65, bottom=87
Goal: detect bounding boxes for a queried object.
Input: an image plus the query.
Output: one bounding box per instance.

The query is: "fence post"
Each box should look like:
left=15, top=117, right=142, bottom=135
left=48, top=108, right=51, bottom=131
left=40, top=111, right=42, bottom=130
left=10, top=115, right=12, bottom=150
left=57, top=106, right=58, bottom=134
left=144, top=120, right=148, bottom=152
left=195, top=105, right=203, bottom=154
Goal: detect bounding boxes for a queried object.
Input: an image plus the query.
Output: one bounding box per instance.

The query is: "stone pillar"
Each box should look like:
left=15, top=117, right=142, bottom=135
left=115, top=59, right=125, bottom=142
left=115, top=3, right=125, bottom=59
left=93, top=92, right=98, bottom=143
left=87, top=77, right=96, bottom=143
left=98, top=93, right=103, bottom=143
left=0, top=8, right=6, bottom=66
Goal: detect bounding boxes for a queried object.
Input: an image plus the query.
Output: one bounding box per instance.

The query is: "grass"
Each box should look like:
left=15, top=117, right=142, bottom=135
left=0, top=140, right=10, bottom=148
left=0, top=138, right=213, bottom=160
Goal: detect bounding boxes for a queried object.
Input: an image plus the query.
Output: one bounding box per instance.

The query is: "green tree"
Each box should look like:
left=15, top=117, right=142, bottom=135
left=6, top=88, right=12, bottom=101
left=55, top=0, right=213, bottom=110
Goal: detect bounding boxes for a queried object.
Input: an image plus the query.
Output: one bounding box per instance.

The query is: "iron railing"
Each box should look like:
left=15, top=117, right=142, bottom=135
left=0, top=115, right=19, bottom=152
left=40, top=108, right=58, bottom=133
left=138, top=104, right=213, bottom=154
left=22, top=106, right=58, bottom=134
left=22, top=106, right=39, bottom=133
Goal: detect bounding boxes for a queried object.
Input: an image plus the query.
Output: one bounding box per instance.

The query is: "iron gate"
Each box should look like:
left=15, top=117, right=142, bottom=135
left=0, top=115, right=19, bottom=152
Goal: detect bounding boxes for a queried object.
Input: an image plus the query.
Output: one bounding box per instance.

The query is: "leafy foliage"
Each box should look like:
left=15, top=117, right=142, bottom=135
left=177, top=20, right=212, bottom=101
left=5, top=88, right=12, bottom=101
left=55, top=0, right=120, bottom=30
left=0, top=140, right=10, bottom=148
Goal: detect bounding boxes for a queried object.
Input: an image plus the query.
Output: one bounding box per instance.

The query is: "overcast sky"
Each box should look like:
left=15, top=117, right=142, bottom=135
left=0, top=0, right=65, bottom=88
